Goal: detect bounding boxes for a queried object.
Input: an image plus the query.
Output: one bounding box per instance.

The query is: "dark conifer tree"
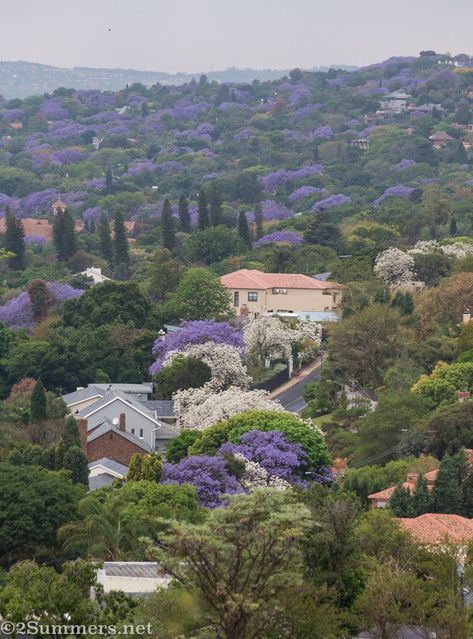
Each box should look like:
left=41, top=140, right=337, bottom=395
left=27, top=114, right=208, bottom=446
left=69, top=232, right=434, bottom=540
left=411, top=474, right=431, bottom=516
left=450, top=215, right=458, bottom=236
left=238, top=209, right=251, bottom=247
left=161, top=198, right=176, bottom=251
left=30, top=380, right=47, bottom=423
left=209, top=189, right=223, bottom=226
left=4, top=206, right=25, bottom=270
left=113, top=211, right=129, bottom=266
left=28, top=279, right=53, bottom=323
left=63, top=209, right=77, bottom=260
left=63, top=445, right=89, bottom=486
left=254, top=201, right=264, bottom=240
left=89, top=219, right=96, bottom=234
left=389, top=484, right=413, bottom=517
left=105, top=168, right=113, bottom=192
left=432, top=452, right=467, bottom=514
left=178, top=194, right=191, bottom=232
left=63, top=416, right=81, bottom=451
left=52, top=209, right=66, bottom=260
left=197, top=189, right=209, bottom=230
left=98, top=212, right=114, bottom=265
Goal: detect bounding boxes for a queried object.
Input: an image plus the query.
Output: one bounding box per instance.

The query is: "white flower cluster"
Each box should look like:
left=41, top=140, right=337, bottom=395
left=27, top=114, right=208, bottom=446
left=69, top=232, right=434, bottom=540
left=374, top=247, right=415, bottom=289
left=232, top=453, right=290, bottom=491
left=407, top=240, right=440, bottom=255
left=244, top=316, right=293, bottom=365
left=173, top=385, right=284, bottom=430
left=441, top=243, right=473, bottom=259
left=163, top=341, right=251, bottom=392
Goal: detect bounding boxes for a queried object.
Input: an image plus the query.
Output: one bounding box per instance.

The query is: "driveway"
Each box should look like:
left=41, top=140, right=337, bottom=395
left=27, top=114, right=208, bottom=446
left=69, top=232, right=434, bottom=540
left=271, top=360, right=322, bottom=413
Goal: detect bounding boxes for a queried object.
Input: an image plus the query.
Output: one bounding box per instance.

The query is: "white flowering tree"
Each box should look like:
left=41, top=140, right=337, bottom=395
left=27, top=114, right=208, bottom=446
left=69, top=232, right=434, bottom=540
left=173, top=385, right=284, bottom=430
left=374, top=247, right=415, bottom=289
left=407, top=240, right=440, bottom=255
left=244, top=316, right=294, bottom=366
left=163, top=342, right=250, bottom=391
left=232, top=453, right=290, bottom=491
left=441, top=243, right=473, bottom=259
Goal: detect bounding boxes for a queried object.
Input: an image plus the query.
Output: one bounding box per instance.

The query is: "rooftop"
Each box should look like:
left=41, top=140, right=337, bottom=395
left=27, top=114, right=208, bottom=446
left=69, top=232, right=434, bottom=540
left=397, top=513, right=473, bottom=545
left=429, top=131, right=455, bottom=141
left=220, top=269, right=340, bottom=291
left=101, top=562, right=161, bottom=578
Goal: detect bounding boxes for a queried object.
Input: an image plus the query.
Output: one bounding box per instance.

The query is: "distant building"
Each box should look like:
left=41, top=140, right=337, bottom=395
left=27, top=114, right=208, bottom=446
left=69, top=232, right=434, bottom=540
left=350, top=138, right=369, bottom=150
left=220, top=269, right=342, bottom=319
left=368, top=470, right=438, bottom=509
left=88, top=457, right=128, bottom=491
left=379, top=91, right=412, bottom=114
left=52, top=199, right=67, bottom=215
left=80, top=267, right=112, bottom=285
left=429, top=131, right=455, bottom=149
left=397, top=513, right=473, bottom=547
left=95, top=562, right=171, bottom=595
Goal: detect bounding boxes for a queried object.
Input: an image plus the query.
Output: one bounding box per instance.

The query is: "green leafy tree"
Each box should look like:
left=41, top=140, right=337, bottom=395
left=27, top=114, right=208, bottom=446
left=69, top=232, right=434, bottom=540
left=178, top=194, right=191, bottom=232
left=140, top=453, right=163, bottom=482
left=161, top=198, right=176, bottom=251
left=0, top=464, right=83, bottom=567
left=27, top=278, right=54, bottom=323
left=165, top=430, right=200, bottom=464
left=4, top=206, right=25, bottom=270
left=166, top=267, right=232, bottom=320
left=63, top=445, right=89, bottom=486
left=197, top=189, right=209, bottom=230
left=98, top=212, right=114, bottom=265
left=145, top=247, right=181, bottom=301
left=127, top=453, right=143, bottom=482
left=151, top=490, right=311, bottom=639
left=154, top=356, right=212, bottom=399
left=113, top=211, right=129, bottom=266
left=182, top=226, right=245, bottom=265
left=237, top=209, right=251, bottom=247
left=431, top=452, right=467, bottom=514
left=30, top=380, right=47, bottom=423
left=209, top=188, right=223, bottom=226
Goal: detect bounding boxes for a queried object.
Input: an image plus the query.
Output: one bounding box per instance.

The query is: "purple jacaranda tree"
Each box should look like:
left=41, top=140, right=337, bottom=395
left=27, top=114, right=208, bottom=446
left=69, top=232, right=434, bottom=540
left=82, top=207, right=103, bottom=224
left=127, top=160, right=156, bottom=176
left=393, top=159, right=416, bottom=170
left=312, top=194, right=352, bottom=212
left=162, top=455, right=243, bottom=508
left=160, top=161, right=184, bottom=175
left=259, top=165, right=323, bottom=191
left=289, top=186, right=326, bottom=202
left=293, top=104, right=321, bottom=124
left=255, top=231, right=303, bottom=248
left=373, top=185, right=415, bottom=206
left=150, top=320, right=244, bottom=375
left=25, top=236, right=48, bottom=246
left=39, top=99, right=71, bottom=121
left=218, top=430, right=307, bottom=482
left=233, top=128, right=256, bottom=141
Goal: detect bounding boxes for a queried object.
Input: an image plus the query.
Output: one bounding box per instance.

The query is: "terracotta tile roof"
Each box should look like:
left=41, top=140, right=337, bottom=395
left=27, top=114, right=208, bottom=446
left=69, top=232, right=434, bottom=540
left=0, top=217, right=53, bottom=240
left=368, top=481, right=416, bottom=501
left=397, top=514, right=473, bottom=545
left=220, top=269, right=341, bottom=290
left=429, top=131, right=454, bottom=141
left=424, top=469, right=438, bottom=482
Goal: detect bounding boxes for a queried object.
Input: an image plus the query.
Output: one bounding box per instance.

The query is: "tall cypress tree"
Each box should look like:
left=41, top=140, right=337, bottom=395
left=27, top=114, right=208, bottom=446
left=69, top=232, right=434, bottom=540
left=254, top=201, right=264, bottom=240
left=30, top=380, right=47, bottom=423
left=209, top=188, right=223, bottom=226
left=63, top=445, right=89, bottom=486
left=197, top=189, right=209, bottom=230
left=450, top=215, right=458, bottom=237
left=105, top=168, right=113, bottom=192
left=432, top=452, right=467, bottom=514
left=28, top=279, right=53, bottom=323
left=53, top=208, right=76, bottom=261
left=411, top=474, right=431, bottom=516
left=161, top=198, right=176, bottom=251
left=98, top=212, right=114, bottom=265
left=238, top=209, right=251, bottom=247
left=63, top=209, right=77, bottom=259
left=389, top=484, right=413, bottom=517
left=178, top=194, right=191, bottom=233
left=113, top=211, right=129, bottom=266
left=63, top=416, right=81, bottom=451
left=4, top=206, right=25, bottom=270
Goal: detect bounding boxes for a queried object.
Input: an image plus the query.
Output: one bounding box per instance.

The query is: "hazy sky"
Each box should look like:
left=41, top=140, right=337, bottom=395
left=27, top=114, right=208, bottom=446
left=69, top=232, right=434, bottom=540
left=1, top=0, right=472, bottom=73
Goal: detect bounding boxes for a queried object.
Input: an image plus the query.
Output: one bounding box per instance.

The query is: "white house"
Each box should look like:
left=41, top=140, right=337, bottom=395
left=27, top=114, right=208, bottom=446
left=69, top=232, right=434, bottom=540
left=80, top=267, right=112, bottom=285
left=95, top=562, right=171, bottom=595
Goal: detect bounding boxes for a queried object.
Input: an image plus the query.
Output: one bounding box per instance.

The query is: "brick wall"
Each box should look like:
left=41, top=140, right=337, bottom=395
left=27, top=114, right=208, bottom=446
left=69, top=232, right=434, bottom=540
left=87, top=430, right=147, bottom=466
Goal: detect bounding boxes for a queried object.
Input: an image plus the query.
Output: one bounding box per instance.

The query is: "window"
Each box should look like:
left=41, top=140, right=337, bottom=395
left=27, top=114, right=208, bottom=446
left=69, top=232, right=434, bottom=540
left=280, top=288, right=287, bottom=294
left=248, top=292, right=258, bottom=302
left=272, top=288, right=280, bottom=294
left=233, top=291, right=239, bottom=307
left=139, top=428, right=144, bottom=439
left=131, top=428, right=135, bottom=435
left=323, top=291, right=332, bottom=296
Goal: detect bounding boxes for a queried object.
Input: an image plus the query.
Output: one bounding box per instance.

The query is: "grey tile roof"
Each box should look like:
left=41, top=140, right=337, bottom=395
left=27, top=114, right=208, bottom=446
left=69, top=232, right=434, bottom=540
left=88, top=457, right=129, bottom=475
left=89, top=474, right=116, bottom=491
left=94, top=383, right=153, bottom=395
left=62, top=385, right=103, bottom=407
left=86, top=421, right=152, bottom=452
left=78, top=390, right=157, bottom=421
left=139, top=400, right=175, bottom=416
left=103, top=562, right=161, bottom=578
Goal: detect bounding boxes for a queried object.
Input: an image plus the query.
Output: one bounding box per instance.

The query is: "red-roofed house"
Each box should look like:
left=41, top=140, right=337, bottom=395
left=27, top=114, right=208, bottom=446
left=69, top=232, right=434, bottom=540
left=368, top=470, right=439, bottom=509
left=220, top=269, right=342, bottom=319
left=397, top=513, right=473, bottom=546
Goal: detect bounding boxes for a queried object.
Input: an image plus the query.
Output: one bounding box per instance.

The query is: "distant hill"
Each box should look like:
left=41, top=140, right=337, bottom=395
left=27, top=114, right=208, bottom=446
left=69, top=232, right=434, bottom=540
left=0, top=60, right=358, bottom=99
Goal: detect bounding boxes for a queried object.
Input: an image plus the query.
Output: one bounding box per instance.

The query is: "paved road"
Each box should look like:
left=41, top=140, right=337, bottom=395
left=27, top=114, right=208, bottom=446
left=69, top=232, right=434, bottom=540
left=272, top=364, right=321, bottom=413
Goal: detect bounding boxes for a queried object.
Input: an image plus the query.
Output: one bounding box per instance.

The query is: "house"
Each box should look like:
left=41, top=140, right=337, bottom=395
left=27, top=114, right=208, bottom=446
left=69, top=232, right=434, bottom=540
left=220, top=269, right=342, bottom=319
left=63, top=384, right=179, bottom=461
left=397, top=513, right=473, bottom=547
left=95, top=562, right=171, bottom=595
left=378, top=91, right=412, bottom=113
left=80, top=267, right=112, bottom=285
left=429, top=131, right=455, bottom=149
left=88, top=457, right=128, bottom=491
left=52, top=199, right=67, bottom=215
left=368, top=470, right=438, bottom=509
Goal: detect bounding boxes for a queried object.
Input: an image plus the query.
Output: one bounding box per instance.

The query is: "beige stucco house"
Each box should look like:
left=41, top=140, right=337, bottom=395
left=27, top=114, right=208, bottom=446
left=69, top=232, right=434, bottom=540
left=220, top=269, right=342, bottom=319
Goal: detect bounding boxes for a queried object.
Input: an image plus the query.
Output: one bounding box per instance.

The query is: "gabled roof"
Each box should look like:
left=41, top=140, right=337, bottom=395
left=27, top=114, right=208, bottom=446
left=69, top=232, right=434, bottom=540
left=368, top=481, right=416, bottom=501
left=63, top=383, right=153, bottom=408
left=93, top=383, right=153, bottom=395
left=397, top=513, right=473, bottom=545
left=88, top=457, right=129, bottom=476
left=139, top=400, right=175, bottom=417
left=63, top=385, right=104, bottom=408
left=102, top=562, right=161, bottom=578
left=220, top=269, right=341, bottom=291
left=86, top=420, right=152, bottom=451
left=429, top=131, right=454, bottom=141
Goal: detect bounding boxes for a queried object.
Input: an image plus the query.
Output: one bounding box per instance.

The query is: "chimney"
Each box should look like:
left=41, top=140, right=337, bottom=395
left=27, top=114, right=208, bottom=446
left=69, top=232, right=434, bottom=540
left=463, top=308, right=471, bottom=325
left=119, top=413, right=126, bottom=431
left=76, top=418, right=88, bottom=454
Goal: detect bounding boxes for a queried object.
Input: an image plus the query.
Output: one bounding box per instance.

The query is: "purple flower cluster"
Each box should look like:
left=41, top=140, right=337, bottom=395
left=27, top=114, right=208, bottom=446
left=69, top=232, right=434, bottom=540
left=289, top=186, right=326, bottom=202
left=150, top=320, right=244, bottom=374
left=219, top=430, right=307, bottom=481
left=25, top=235, right=48, bottom=246
left=127, top=160, right=156, bottom=176
left=162, top=455, right=243, bottom=508
left=373, top=185, right=415, bottom=206
left=233, top=128, right=256, bottom=141
left=160, top=160, right=184, bottom=175
left=255, top=231, right=303, bottom=247
left=312, top=194, right=351, bottom=212
left=39, top=99, right=71, bottom=121
left=311, top=126, right=334, bottom=140
left=259, top=164, right=323, bottom=191
left=47, top=281, right=84, bottom=303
